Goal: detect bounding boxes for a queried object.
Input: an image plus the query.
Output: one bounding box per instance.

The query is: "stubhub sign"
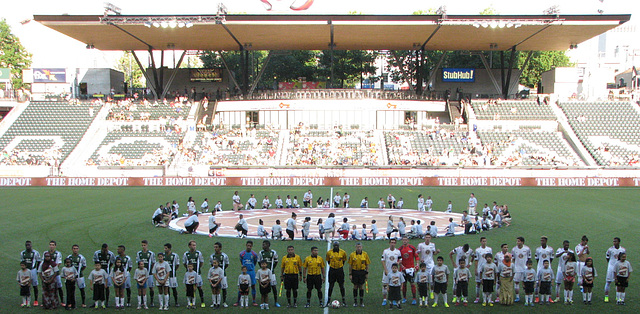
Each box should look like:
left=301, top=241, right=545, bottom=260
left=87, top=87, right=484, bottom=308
left=442, top=68, right=475, bottom=82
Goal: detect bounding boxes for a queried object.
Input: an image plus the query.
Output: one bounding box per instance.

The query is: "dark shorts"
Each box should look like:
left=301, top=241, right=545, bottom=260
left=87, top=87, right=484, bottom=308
left=284, top=274, right=298, bottom=290
left=260, top=285, right=271, bottom=296
left=209, top=225, right=219, bottom=234
left=93, top=283, right=105, bottom=301
left=403, top=271, right=414, bottom=283
left=418, top=283, right=429, bottom=297
left=388, top=286, right=401, bottom=301
left=583, top=280, right=594, bottom=288
left=239, top=283, right=249, bottom=295
left=434, top=282, right=447, bottom=294
left=20, top=285, right=31, bottom=296
left=524, top=281, right=535, bottom=294
left=286, top=229, right=294, bottom=240
left=306, top=275, right=322, bottom=290
left=539, top=281, right=551, bottom=295
left=482, top=279, right=495, bottom=293
left=616, top=276, right=628, bottom=288
left=186, top=284, right=194, bottom=297
left=455, top=281, right=468, bottom=297
left=351, top=270, right=366, bottom=286
left=328, top=267, right=344, bottom=285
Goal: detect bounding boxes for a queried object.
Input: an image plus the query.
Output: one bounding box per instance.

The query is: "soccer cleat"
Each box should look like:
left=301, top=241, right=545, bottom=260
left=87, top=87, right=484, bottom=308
left=361, top=303, right=365, bottom=307
left=265, top=304, right=270, bottom=309
left=452, top=296, right=457, bottom=303
left=102, top=304, right=106, bottom=309
left=352, top=303, right=357, bottom=307
left=95, top=304, right=99, bottom=309
left=515, top=296, right=520, bottom=302
left=164, top=305, right=169, bottom=310
left=444, top=303, right=449, bottom=308
left=430, top=292, right=434, bottom=299
left=137, top=305, right=141, bottom=310
left=382, top=300, right=387, bottom=306
left=253, top=302, right=259, bottom=306
left=548, top=298, right=554, bottom=303
left=432, top=303, right=438, bottom=308
left=604, top=296, right=609, bottom=303
left=143, top=305, right=149, bottom=309
left=553, top=297, right=560, bottom=303
left=305, top=303, right=310, bottom=308
left=210, top=304, right=215, bottom=308
left=463, top=301, right=468, bottom=306
left=482, top=302, right=487, bottom=307
left=495, top=298, right=500, bottom=303
left=61, top=303, right=66, bottom=307
left=489, top=302, right=494, bottom=307
left=34, top=301, right=39, bottom=307
left=455, top=302, right=460, bottom=306
left=201, top=302, right=205, bottom=308
left=474, top=298, right=480, bottom=304
left=411, top=299, right=416, bottom=305
left=274, top=302, right=280, bottom=307
left=402, top=298, right=406, bottom=304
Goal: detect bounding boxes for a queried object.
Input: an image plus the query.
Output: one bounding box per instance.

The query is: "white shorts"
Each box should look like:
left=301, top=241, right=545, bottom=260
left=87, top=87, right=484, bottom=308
left=76, top=277, right=86, bottom=289
left=270, top=274, right=277, bottom=287
left=30, top=269, right=39, bottom=286
left=220, top=276, right=228, bottom=289
left=168, top=277, right=178, bottom=288
left=196, top=275, right=204, bottom=287
left=123, top=275, right=131, bottom=289
left=147, top=276, right=154, bottom=287
left=576, top=262, right=585, bottom=284
left=475, top=270, right=482, bottom=283
left=55, top=275, right=63, bottom=288
left=156, top=278, right=169, bottom=287
left=513, top=271, right=524, bottom=282
left=106, top=276, right=113, bottom=287
left=606, top=266, right=616, bottom=282
left=555, top=270, right=564, bottom=284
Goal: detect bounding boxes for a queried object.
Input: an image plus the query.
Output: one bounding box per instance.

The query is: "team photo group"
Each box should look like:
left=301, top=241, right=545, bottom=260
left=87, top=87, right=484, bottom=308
left=18, top=231, right=632, bottom=310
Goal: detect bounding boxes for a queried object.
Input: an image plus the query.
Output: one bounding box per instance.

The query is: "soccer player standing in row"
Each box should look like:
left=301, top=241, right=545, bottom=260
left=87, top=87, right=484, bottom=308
left=238, top=241, right=259, bottom=306
left=575, top=235, right=590, bottom=291
left=381, top=239, right=402, bottom=306
left=257, top=240, right=280, bottom=307
left=281, top=245, right=302, bottom=307
left=348, top=242, right=370, bottom=307
left=116, top=245, right=133, bottom=307
left=210, top=242, right=231, bottom=307
left=417, top=234, right=440, bottom=299
left=399, top=236, right=418, bottom=305
left=137, top=240, right=156, bottom=307
left=554, top=240, right=574, bottom=302
left=93, top=243, right=115, bottom=307
left=449, top=244, right=473, bottom=303
left=21, top=241, right=41, bottom=306
left=67, top=244, right=87, bottom=307
left=182, top=240, right=206, bottom=307
left=604, top=237, right=625, bottom=303
left=473, top=237, right=492, bottom=303
left=534, top=236, right=554, bottom=302
left=48, top=241, right=65, bottom=306
left=512, top=237, right=531, bottom=303
left=163, top=244, right=180, bottom=307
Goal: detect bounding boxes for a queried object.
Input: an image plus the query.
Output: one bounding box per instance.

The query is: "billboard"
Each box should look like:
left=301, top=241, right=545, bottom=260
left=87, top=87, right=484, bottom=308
left=189, top=68, right=223, bottom=82
left=32, top=68, right=66, bottom=83
left=0, top=68, right=9, bottom=82
left=442, top=68, right=475, bottom=82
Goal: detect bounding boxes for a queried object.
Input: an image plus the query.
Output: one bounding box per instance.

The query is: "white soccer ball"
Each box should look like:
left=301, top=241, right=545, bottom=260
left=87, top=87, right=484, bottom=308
left=331, top=299, right=341, bottom=308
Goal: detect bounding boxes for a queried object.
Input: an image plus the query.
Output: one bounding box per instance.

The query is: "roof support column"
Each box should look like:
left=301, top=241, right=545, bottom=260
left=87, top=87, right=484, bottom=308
left=328, top=20, right=335, bottom=89
left=161, top=50, right=187, bottom=100
left=218, top=51, right=242, bottom=93
left=508, top=51, right=533, bottom=96
left=416, top=49, right=424, bottom=97
left=249, top=51, right=272, bottom=95
left=479, top=53, right=502, bottom=96
left=148, top=49, right=162, bottom=100
left=503, top=46, right=517, bottom=99
left=241, top=47, right=249, bottom=97
left=159, top=50, right=165, bottom=98
left=424, top=52, right=447, bottom=97
left=131, top=50, right=158, bottom=100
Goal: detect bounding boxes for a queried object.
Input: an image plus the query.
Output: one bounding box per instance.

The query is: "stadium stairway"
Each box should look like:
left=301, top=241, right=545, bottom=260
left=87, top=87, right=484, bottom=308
left=548, top=100, right=597, bottom=166
left=0, top=101, right=30, bottom=138
left=60, top=104, right=111, bottom=175
left=376, top=130, right=389, bottom=164
left=275, top=130, right=288, bottom=165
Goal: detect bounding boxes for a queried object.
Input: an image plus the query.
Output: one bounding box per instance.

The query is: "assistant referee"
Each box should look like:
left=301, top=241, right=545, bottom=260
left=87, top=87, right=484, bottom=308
left=326, top=241, right=347, bottom=307
left=348, top=242, right=371, bottom=307
left=280, top=245, right=302, bottom=308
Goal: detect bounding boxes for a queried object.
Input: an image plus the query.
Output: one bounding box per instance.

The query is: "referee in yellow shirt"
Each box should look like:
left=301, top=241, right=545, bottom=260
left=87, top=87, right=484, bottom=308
left=280, top=245, right=302, bottom=307
left=348, top=242, right=371, bottom=307
left=302, top=246, right=325, bottom=308
left=326, top=241, right=347, bottom=307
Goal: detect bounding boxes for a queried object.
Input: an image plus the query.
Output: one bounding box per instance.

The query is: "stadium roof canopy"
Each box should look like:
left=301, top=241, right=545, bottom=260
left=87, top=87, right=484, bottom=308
left=33, top=14, right=630, bottom=52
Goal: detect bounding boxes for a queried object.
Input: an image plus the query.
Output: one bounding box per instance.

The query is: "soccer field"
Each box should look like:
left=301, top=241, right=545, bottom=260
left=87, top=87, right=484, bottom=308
left=3, top=186, right=639, bottom=313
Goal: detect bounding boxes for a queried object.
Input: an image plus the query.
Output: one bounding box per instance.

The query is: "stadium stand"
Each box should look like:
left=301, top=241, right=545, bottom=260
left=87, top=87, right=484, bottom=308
left=385, top=127, right=475, bottom=166
left=476, top=129, right=584, bottom=167
left=86, top=130, right=182, bottom=166
left=106, top=98, right=192, bottom=121
left=178, top=127, right=280, bottom=166
left=285, top=126, right=381, bottom=166
left=0, top=100, right=101, bottom=165
left=471, top=99, right=556, bottom=120
left=558, top=101, right=640, bottom=167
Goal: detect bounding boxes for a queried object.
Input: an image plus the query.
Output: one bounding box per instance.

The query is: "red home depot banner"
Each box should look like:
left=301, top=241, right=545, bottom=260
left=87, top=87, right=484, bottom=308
left=0, top=177, right=638, bottom=187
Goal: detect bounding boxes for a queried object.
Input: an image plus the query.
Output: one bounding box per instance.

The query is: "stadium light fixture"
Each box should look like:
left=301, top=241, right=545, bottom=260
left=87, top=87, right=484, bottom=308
left=186, top=22, right=194, bottom=28
left=489, top=21, right=498, bottom=28
left=144, top=21, right=152, bottom=28
left=168, top=20, right=177, bottom=28
left=152, top=22, right=160, bottom=28
left=178, top=22, right=185, bottom=28
left=160, top=21, right=169, bottom=28
left=473, top=22, right=480, bottom=28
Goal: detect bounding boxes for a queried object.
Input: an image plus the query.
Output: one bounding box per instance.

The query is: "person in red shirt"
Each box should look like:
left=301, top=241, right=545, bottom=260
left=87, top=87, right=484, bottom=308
left=399, top=236, right=419, bottom=305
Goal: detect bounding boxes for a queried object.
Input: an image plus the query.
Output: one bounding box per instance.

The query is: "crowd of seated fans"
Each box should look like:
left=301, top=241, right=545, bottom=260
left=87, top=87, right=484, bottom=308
left=386, top=128, right=477, bottom=166
left=0, top=148, right=62, bottom=166
left=285, top=124, right=380, bottom=166
left=86, top=146, right=176, bottom=167
left=178, top=126, right=279, bottom=166
left=105, top=97, right=190, bottom=121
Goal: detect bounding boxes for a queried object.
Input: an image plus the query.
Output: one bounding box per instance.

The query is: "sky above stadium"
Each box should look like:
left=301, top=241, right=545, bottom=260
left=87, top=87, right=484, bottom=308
left=1, top=0, right=639, bottom=68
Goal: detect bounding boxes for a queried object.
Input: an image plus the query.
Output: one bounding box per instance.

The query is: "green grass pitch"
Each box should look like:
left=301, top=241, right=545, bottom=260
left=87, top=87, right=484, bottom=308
left=2, top=186, right=639, bottom=313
